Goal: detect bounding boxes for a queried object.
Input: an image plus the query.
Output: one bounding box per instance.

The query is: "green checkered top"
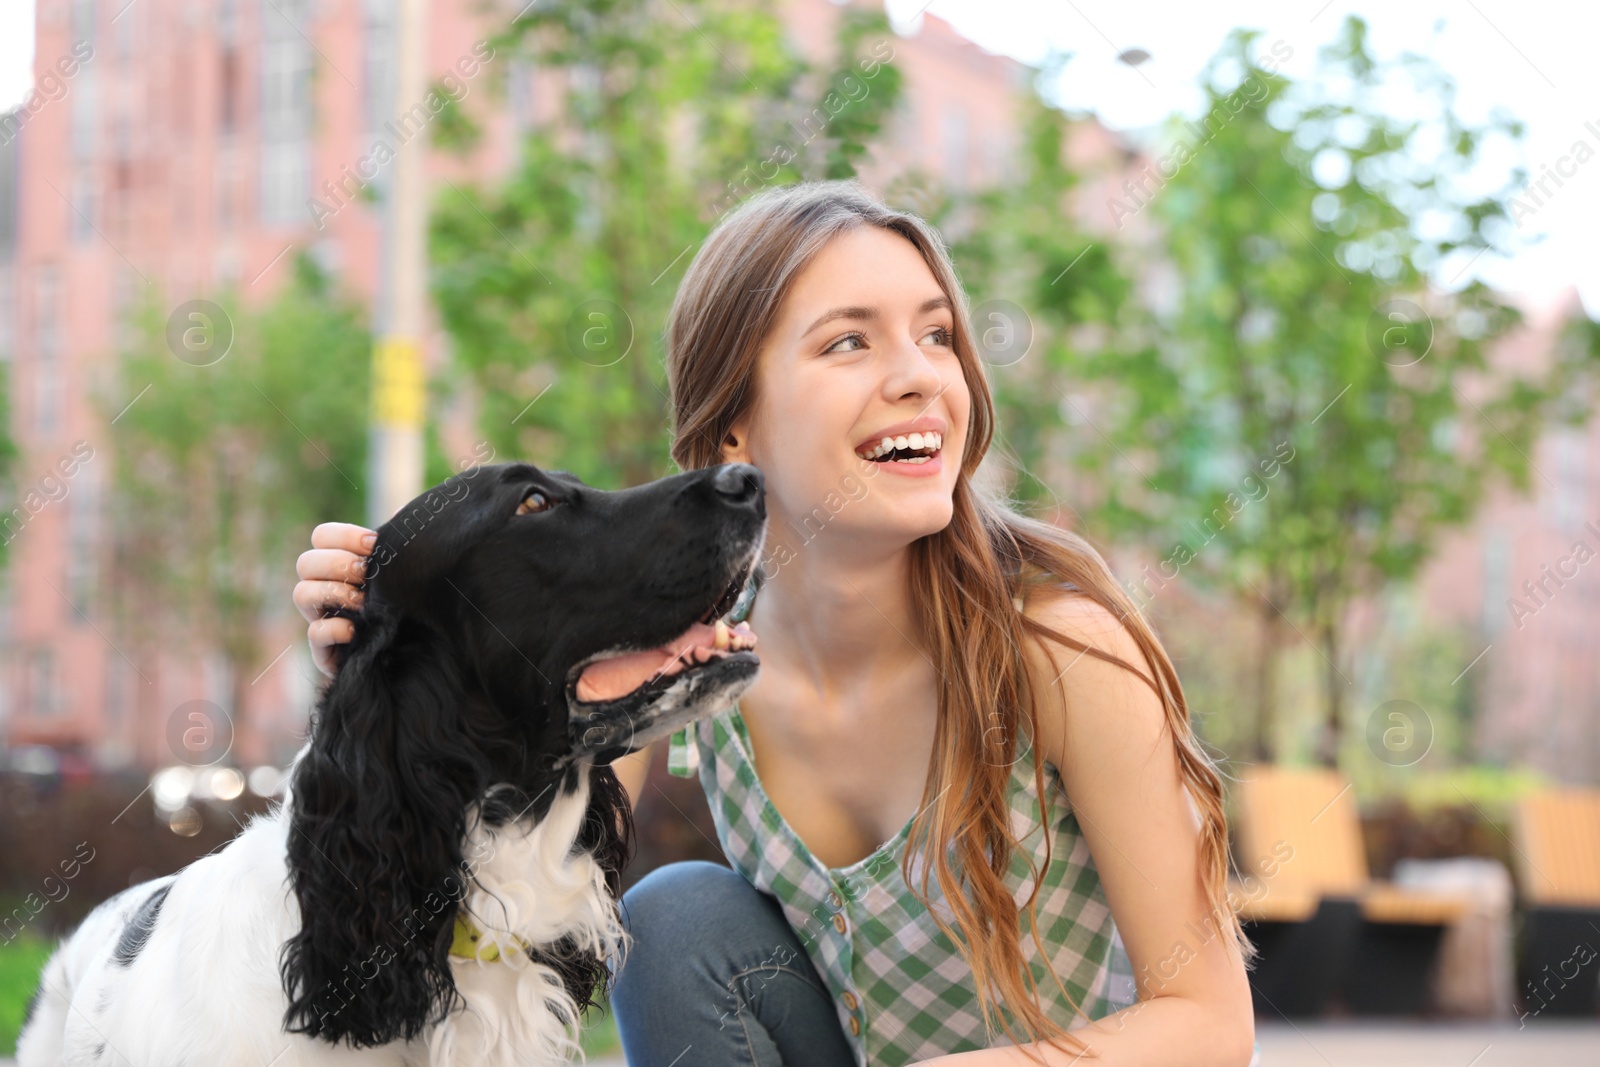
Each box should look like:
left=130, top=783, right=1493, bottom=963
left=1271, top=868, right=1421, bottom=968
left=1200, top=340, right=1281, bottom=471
left=666, top=593, right=1140, bottom=1064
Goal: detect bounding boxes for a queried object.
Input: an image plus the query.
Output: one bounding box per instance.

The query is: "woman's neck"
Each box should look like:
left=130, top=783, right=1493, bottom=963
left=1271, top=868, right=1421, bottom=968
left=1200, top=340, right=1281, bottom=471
left=745, top=537, right=930, bottom=705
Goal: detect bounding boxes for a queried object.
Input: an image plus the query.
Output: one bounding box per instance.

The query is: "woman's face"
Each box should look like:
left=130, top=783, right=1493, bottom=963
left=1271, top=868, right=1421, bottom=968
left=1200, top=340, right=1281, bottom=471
left=725, top=225, right=972, bottom=551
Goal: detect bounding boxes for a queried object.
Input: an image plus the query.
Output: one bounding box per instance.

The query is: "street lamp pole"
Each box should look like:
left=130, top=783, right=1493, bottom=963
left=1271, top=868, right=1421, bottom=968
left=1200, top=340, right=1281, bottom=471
left=367, top=0, right=429, bottom=527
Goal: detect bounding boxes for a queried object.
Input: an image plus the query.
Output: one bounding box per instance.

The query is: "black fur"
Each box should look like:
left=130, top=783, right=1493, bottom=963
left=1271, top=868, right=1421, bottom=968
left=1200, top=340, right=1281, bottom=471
left=111, top=884, right=171, bottom=968
left=279, top=461, right=763, bottom=1047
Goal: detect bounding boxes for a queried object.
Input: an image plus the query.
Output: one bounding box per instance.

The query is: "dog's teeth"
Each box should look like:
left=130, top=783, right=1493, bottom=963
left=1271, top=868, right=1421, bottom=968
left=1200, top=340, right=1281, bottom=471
left=713, top=619, right=731, bottom=650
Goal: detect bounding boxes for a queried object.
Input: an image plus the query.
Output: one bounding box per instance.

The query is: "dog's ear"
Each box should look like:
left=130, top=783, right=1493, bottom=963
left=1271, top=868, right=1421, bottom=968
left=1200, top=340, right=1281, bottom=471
left=280, top=602, right=484, bottom=1046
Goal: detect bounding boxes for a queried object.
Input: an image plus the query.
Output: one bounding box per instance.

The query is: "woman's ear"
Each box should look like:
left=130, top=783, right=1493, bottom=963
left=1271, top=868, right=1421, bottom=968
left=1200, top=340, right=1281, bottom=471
left=280, top=605, right=480, bottom=1046
left=719, top=421, right=752, bottom=466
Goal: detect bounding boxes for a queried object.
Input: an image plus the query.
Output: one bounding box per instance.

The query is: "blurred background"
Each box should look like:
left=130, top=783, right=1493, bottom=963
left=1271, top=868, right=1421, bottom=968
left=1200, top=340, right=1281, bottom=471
left=0, top=0, right=1597, bottom=1062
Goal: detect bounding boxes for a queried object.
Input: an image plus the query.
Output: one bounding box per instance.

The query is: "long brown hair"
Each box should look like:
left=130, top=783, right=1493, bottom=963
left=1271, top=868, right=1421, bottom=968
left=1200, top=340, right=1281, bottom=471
left=664, top=179, right=1252, bottom=1060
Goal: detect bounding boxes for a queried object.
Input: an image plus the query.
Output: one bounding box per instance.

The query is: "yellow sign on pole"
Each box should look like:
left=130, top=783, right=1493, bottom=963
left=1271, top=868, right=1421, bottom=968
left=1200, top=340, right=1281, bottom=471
left=371, top=335, right=424, bottom=428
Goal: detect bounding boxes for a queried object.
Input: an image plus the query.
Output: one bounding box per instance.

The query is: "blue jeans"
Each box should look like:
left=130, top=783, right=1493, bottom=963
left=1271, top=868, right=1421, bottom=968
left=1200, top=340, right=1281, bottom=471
left=610, top=860, right=859, bottom=1067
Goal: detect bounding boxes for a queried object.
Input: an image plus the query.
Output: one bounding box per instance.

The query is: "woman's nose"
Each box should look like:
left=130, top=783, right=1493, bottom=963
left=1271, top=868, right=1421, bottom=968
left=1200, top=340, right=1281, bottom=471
left=883, top=338, right=946, bottom=400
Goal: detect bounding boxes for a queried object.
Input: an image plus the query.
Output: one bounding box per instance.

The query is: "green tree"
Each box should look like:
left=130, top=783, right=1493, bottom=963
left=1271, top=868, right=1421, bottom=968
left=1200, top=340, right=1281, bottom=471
left=1060, top=18, right=1600, bottom=764
left=98, top=254, right=369, bottom=754
left=930, top=81, right=1136, bottom=512
left=0, top=378, right=24, bottom=570
left=430, top=0, right=901, bottom=488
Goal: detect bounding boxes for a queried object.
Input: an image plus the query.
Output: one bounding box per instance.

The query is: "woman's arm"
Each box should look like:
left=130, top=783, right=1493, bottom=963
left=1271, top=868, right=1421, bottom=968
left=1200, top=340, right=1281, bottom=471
left=611, top=744, right=655, bottom=811
left=919, top=593, right=1255, bottom=1067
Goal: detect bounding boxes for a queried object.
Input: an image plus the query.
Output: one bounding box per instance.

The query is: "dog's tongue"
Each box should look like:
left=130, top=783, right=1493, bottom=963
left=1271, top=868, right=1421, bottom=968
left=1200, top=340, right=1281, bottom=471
left=576, top=620, right=757, bottom=704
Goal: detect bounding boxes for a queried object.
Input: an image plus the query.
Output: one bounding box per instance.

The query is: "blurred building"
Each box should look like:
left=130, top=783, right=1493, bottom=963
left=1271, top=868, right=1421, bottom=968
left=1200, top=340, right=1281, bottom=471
left=0, top=0, right=1038, bottom=772
left=7, top=0, right=1590, bottom=787
left=1411, top=286, right=1600, bottom=783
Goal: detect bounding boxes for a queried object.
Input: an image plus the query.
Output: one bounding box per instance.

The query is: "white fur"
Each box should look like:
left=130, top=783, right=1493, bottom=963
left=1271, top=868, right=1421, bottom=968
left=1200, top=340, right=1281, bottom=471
left=16, top=768, right=626, bottom=1067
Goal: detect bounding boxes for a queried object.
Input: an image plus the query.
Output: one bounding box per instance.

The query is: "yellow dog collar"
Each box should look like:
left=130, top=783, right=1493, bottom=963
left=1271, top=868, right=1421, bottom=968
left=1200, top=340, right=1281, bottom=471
left=449, top=914, right=531, bottom=962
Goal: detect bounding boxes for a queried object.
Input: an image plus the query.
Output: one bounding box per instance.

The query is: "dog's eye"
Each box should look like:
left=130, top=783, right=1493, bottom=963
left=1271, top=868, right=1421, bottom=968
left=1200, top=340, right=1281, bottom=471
left=517, top=491, right=554, bottom=515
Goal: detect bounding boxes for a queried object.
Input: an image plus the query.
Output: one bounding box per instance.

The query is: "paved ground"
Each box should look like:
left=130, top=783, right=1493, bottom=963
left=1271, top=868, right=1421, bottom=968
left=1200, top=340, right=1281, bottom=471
left=585, top=1022, right=1598, bottom=1066
left=11, top=1023, right=1595, bottom=1066
left=1253, top=1020, right=1598, bottom=1066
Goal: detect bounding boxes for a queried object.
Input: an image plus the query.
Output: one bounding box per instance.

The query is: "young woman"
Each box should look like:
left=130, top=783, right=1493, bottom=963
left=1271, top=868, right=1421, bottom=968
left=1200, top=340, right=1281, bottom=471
left=294, top=180, right=1258, bottom=1066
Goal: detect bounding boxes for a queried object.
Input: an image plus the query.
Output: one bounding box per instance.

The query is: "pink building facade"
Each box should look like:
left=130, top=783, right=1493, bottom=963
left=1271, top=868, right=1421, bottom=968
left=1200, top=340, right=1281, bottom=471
left=7, top=0, right=1588, bottom=784
left=0, top=0, right=1032, bottom=771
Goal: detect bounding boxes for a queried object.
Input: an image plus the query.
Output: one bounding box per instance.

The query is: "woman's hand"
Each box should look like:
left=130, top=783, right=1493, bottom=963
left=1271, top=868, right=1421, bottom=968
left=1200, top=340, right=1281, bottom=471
left=294, top=521, right=376, bottom=679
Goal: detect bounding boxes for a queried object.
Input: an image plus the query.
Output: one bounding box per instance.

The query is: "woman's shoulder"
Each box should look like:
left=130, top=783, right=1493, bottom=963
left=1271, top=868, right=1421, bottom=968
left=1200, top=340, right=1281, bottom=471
left=1018, top=580, right=1148, bottom=679
left=1018, top=584, right=1157, bottom=766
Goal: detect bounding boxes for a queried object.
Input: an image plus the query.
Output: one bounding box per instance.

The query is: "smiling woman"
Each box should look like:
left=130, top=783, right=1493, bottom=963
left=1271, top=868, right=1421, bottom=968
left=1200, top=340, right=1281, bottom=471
left=629, top=180, right=1256, bottom=1067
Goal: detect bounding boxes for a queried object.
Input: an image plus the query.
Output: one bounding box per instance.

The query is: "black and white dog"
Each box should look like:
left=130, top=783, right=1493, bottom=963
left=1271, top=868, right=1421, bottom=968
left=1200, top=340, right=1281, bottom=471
left=19, top=460, right=765, bottom=1066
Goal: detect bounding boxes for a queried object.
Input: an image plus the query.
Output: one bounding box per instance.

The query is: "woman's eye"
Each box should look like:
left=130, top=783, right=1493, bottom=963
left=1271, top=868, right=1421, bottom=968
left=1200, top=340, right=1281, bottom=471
left=824, top=332, right=867, bottom=354
left=922, top=325, right=954, bottom=346
left=517, top=491, right=553, bottom=515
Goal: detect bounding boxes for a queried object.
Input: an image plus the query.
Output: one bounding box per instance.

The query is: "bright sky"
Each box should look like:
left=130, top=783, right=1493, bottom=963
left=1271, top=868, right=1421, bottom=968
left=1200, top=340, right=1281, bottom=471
left=2, top=1, right=1595, bottom=317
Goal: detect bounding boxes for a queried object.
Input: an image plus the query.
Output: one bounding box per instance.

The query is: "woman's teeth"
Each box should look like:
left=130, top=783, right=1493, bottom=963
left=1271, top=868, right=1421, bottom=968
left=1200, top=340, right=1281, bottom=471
left=856, top=430, right=943, bottom=463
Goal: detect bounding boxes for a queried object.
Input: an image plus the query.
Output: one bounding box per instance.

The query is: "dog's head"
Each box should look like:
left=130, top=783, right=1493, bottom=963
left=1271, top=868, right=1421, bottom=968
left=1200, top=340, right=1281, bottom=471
left=363, top=459, right=766, bottom=765
left=281, top=461, right=765, bottom=1046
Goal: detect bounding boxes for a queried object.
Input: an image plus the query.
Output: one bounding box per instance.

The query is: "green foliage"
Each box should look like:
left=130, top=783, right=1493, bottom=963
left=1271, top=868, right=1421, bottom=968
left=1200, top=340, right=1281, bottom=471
left=1044, top=18, right=1600, bottom=763
left=810, top=8, right=903, bottom=180
left=96, top=253, right=370, bottom=721
left=430, top=0, right=901, bottom=488
left=0, top=376, right=22, bottom=574
left=937, top=80, right=1137, bottom=512
left=0, top=930, right=52, bottom=1054
left=1384, top=763, right=1554, bottom=817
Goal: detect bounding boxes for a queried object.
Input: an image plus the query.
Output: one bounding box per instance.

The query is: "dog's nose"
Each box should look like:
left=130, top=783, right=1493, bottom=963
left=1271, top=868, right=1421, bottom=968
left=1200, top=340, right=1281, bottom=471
left=711, top=463, right=763, bottom=507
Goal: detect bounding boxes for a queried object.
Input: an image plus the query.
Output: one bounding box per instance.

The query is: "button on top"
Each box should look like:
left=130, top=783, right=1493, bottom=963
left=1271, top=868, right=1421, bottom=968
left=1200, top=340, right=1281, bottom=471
left=829, top=889, right=843, bottom=908
left=841, top=990, right=858, bottom=1011
left=833, top=912, right=847, bottom=934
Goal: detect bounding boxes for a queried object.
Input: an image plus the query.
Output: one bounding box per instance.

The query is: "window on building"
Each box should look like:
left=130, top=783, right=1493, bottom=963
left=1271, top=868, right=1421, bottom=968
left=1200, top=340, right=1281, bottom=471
left=115, top=0, right=135, bottom=61
left=100, top=650, right=135, bottom=767
left=261, top=141, right=310, bottom=225
left=894, top=97, right=918, bottom=153
left=71, top=0, right=95, bottom=47
left=28, top=647, right=61, bottom=717
left=66, top=463, right=98, bottom=615
left=71, top=170, right=96, bottom=242
left=219, top=0, right=240, bottom=44
left=220, top=47, right=241, bottom=136
left=363, top=0, right=397, bottom=138
left=260, top=0, right=314, bottom=226
left=0, top=575, right=12, bottom=648
left=0, top=263, right=13, bottom=361
left=1548, top=428, right=1587, bottom=531
left=509, top=58, right=535, bottom=139
left=112, top=265, right=140, bottom=352
left=34, top=266, right=61, bottom=437
left=1482, top=524, right=1510, bottom=637
left=216, top=144, right=238, bottom=228
left=941, top=102, right=969, bottom=191
left=71, top=65, right=97, bottom=162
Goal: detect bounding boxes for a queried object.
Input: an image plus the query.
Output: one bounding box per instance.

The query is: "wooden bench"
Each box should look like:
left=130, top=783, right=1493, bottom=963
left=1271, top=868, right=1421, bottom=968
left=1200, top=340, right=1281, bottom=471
left=1229, top=766, right=1471, bottom=1016
left=1512, top=789, right=1600, bottom=1018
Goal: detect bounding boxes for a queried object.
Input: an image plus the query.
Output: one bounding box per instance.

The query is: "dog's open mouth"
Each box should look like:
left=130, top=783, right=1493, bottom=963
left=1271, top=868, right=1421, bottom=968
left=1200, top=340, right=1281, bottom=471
left=564, top=547, right=764, bottom=762
left=571, top=617, right=758, bottom=704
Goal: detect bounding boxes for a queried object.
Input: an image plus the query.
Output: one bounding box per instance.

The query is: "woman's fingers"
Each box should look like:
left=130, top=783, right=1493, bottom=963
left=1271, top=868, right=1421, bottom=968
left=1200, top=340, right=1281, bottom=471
left=310, top=521, right=378, bottom=555
left=298, top=523, right=375, bottom=680
left=308, top=616, right=355, bottom=680
left=293, top=578, right=365, bottom=624
left=296, top=546, right=367, bottom=587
